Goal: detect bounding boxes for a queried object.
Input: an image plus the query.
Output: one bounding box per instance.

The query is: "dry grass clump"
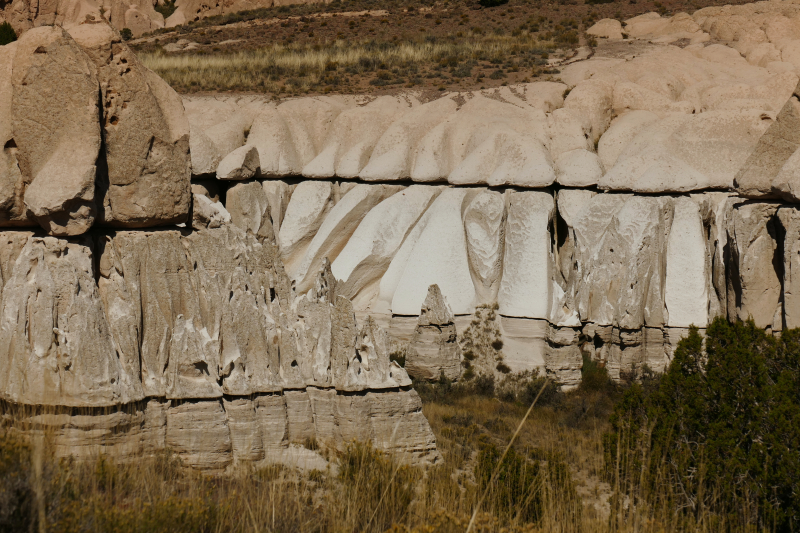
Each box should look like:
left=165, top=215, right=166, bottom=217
left=139, top=33, right=554, bottom=94
left=0, top=366, right=775, bottom=533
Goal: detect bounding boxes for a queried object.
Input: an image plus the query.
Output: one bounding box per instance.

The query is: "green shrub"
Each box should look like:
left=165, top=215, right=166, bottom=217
left=154, top=0, right=177, bottom=19
left=120, top=28, right=133, bottom=41
left=0, top=22, right=17, bottom=46
left=605, top=318, right=800, bottom=531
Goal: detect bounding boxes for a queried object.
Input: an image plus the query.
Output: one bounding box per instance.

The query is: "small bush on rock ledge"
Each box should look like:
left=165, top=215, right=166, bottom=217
left=0, top=22, right=16, bottom=45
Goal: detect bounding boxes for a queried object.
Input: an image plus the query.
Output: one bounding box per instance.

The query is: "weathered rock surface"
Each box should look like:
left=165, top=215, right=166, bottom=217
left=225, top=180, right=274, bottom=242
left=587, top=18, right=624, bottom=40
left=332, top=185, right=440, bottom=302
left=217, top=145, right=261, bottom=181
left=192, top=193, right=231, bottom=230
left=11, top=27, right=100, bottom=236
left=68, top=23, right=191, bottom=228
left=405, top=285, right=462, bottom=381
left=498, top=191, right=554, bottom=320
left=735, top=81, right=800, bottom=200
left=279, top=181, right=332, bottom=273
left=292, top=184, right=397, bottom=293
left=390, top=188, right=478, bottom=316
left=0, top=224, right=439, bottom=469
left=464, top=190, right=505, bottom=304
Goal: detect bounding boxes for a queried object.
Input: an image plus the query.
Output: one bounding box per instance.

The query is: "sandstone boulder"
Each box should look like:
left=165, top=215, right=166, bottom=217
left=225, top=180, right=274, bottom=242
left=736, top=80, right=800, bottom=200
left=68, top=22, right=191, bottom=228
left=587, top=18, right=624, bottom=39
left=0, top=41, right=32, bottom=229
left=12, top=27, right=100, bottom=236
left=189, top=125, right=223, bottom=176
left=555, top=149, right=604, bottom=187
left=192, top=193, right=231, bottom=230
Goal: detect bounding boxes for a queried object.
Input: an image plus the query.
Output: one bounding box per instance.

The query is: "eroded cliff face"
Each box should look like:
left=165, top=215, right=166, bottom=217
left=0, top=21, right=438, bottom=472
left=178, top=11, right=800, bottom=389
left=4, top=2, right=800, bottom=468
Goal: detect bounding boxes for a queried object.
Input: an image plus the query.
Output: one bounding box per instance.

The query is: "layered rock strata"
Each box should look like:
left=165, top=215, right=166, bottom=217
left=186, top=177, right=800, bottom=387
left=0, top=28, right=439, bottom=471
left=176, top=11, right=800, bottom=385
left=0, top=225, right=439, bottom=470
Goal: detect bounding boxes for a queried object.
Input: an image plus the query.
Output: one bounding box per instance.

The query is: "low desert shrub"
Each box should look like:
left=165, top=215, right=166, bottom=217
left=606, top=318, right=800, bottom=531
left=0, top=22, right=17, bottom=46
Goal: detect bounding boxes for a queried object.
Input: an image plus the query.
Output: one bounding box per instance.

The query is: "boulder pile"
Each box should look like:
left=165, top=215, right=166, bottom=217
left=0, top=23, right=439, bottom=471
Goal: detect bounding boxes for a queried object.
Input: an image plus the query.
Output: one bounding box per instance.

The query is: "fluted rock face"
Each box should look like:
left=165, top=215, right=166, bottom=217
left=0, top=226, right=440, bottom=469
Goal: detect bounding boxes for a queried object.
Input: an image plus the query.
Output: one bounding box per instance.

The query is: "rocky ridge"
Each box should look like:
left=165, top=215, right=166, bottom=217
left=180, top=3, right=800, bottom=387
left=0, top=22, right=438, bottom=471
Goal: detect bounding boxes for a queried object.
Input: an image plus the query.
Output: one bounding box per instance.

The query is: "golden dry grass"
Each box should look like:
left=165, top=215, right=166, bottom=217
left=0, top=383, right=770, bottom=533
left=139, top=33, right=556, bottom=93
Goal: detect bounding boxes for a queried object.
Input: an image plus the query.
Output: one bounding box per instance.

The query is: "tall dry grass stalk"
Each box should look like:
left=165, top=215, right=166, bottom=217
left=139, top=33, right=553, bottom=92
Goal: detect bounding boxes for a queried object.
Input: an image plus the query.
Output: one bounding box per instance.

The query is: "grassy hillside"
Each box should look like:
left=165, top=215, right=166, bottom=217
left=131, top=0, right=754, bottom=95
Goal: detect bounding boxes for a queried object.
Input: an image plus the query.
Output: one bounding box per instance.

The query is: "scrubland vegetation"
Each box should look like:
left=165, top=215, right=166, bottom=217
left=2, top=316, right=800, bottom=532
left=139, top=32, right=559, bottom=94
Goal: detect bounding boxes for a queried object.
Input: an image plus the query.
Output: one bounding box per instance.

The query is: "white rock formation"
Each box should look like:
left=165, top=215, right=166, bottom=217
left=217, top=145, right=261, bottom=181
left=279, top=181, right=333, bottom=273
left=390, top=188, right=478, bottom=316
left=498, top=191, right=555, bottom=319
left=464, top=190, right=506, bottom=304
left=332, top=185, right=440, bottom=301
left=665, top=197, right=709, bottom=328
left=292, top=184, right=397, bottom=292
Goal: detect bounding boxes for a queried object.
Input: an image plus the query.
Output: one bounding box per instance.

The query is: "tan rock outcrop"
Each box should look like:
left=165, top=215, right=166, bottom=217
left=735, top=80, right=800, bottom=200
left=217, top=145, right=261, bottom=181
left=587, top=18, right=624, bottom=40
left=226, top=180, right=275, bottom=242
left=12, top=27, right=100, bottom=236
left=68, top=22, right=191, bottom=228
left=405, top=285, right=461, bottom=382
left=726, top=201, right=782, bottom=329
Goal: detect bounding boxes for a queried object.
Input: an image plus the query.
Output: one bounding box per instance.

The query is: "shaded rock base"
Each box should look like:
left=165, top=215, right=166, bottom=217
left=0, top=387, right=438, bottom=471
